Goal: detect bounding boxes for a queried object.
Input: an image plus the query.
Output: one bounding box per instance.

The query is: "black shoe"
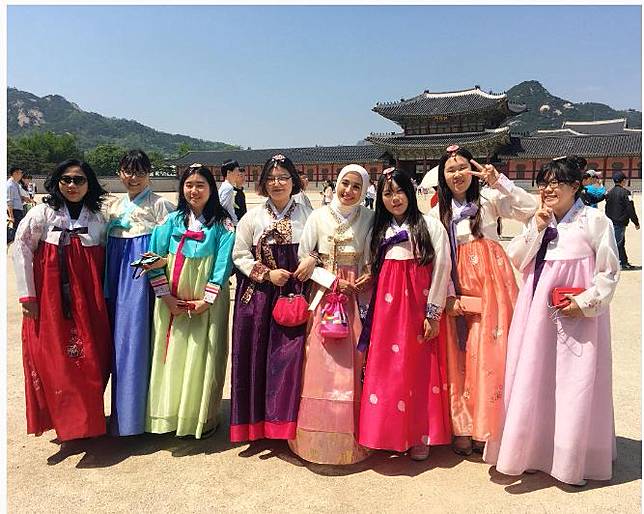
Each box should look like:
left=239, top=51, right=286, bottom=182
left=621, top=263, right=641, bottom=271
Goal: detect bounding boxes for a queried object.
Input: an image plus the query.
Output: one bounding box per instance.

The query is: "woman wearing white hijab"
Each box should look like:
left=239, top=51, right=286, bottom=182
left=288, top=164, right=374, bottom=465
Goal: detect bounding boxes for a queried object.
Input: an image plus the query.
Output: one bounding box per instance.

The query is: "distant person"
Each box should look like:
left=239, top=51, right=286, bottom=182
left=292, top=170, right=313, bottom=210
left=605, top=170, right=640, bottom=270
left=7, top=166, right=25, bottom=241
left=364, top=179, right=376, bottom=209
left=219, top=159, right=246, bottom=225
left=581, top=169, right=606, bottom=208
left=321, top=180, right=334, bottom=205
left=25, top=174, right=37, bottom=199
left=19, top=175, right=36, bottom=212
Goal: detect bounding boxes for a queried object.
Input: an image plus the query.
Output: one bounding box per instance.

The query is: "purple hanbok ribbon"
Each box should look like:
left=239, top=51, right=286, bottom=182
left=448, top=203, right=479, bottom=351
left=357, top=230, right=410, bottom=352
left=52, top=225, right=89, bottom=319
left=532, top=226, right=558, bottom=296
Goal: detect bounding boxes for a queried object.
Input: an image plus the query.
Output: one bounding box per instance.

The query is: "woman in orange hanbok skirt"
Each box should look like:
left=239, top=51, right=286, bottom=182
left=432, top=145, right=537, bottom=455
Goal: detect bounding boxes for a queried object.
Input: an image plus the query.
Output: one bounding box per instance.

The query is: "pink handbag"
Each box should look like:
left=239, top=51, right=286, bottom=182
left=319, top=280, right=350, bottom=339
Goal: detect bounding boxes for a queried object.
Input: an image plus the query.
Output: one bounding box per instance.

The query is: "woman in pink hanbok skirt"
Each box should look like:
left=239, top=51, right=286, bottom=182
left=485, top=156, right=620, bottom=486
left=357, top=168, right=452, bottom=461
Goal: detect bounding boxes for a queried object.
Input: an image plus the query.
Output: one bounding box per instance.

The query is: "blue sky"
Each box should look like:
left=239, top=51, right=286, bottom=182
left=7, top=5, right=642, bottom=150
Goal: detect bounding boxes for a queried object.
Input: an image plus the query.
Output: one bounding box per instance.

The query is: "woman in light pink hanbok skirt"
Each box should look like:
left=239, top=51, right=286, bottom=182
left=485, top=196, right=620, bottom=486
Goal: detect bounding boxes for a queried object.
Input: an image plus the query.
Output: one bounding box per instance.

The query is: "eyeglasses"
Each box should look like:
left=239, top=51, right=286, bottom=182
left=120, top=169, right=149, bottom=178
left=267, top=175, right=292, bottom=185
left=536, top=179, right=571, bottom=190
left=59, top=175, right=87, bottom=186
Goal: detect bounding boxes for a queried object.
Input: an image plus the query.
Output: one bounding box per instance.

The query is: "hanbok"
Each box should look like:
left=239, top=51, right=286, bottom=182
left=103, top=188, right=174, bottom=435
left=13, top=203, right=111, bottom=441
left=432, top=174, right=537, bottom=443
left=485, top=199, right=619, bottom=484
left=230, top=198, right=312, bottom=441
left=358, top=215, right=452, bottom=451
left=288, top=203, right=374, bottom=465
left=145, top=211, right=235, bottom=438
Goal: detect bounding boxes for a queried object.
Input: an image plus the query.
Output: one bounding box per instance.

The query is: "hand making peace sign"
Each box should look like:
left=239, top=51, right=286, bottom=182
left=535, top=189, right=554, bottom=232
left=467, top=159, right=500, bottom=186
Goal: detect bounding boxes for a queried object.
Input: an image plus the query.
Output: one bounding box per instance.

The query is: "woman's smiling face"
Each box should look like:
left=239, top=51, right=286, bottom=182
left=443, top=155, right=473, bottom=198
left=336, top=172, right=363, bottom=206
left=183, top=173, right=210, bottom=213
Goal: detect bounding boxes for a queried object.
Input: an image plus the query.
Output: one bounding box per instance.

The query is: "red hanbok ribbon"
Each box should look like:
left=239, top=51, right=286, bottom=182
left=165, top=229, right=205, bottom=362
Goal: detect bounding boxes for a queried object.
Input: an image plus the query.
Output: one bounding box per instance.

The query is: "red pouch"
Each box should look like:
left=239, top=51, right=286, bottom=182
left=272, top=292, right=310, bottom=327
left=551, top=287, right=585, bottom=308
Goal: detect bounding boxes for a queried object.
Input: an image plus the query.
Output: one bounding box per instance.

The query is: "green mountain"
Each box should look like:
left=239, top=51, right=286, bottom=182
left=7, top=87, right=239, bottom=155
left=504, top=80, right=642, bottom=134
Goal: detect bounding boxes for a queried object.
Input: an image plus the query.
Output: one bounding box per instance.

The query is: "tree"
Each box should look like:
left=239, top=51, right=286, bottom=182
left=177, top=142, right=191, bottom=156
left=7, top=131, right=83, bottom=174
left=148, top=150, right=174, bottom=176
left=7, top=137, right=46, bottom=174
left=85, top=143, right=126, bottom=176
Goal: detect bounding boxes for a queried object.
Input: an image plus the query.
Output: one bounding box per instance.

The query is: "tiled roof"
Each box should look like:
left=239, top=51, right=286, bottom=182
left=535, top=128, right=584, bottom=136
left=367, top=128, right=511, bottom=149
left=373, top=87, right=525, bottom=118
left=172, top=145, right=386, bottom=167
left=498, top=132, right=642, bottom=158
left=562, top=119, right=627, bottom=135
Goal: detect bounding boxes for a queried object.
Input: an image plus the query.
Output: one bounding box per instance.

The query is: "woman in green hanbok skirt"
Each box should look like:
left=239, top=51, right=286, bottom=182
left=144, top=165, right=235, bottom=439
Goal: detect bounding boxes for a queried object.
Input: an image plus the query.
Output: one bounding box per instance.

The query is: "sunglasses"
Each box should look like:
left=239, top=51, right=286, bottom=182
left=59, top=175, right=88, bottom=186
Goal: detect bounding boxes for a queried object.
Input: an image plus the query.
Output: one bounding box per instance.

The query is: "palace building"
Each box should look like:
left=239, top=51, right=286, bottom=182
left=173, top=86, right=641, bottom=187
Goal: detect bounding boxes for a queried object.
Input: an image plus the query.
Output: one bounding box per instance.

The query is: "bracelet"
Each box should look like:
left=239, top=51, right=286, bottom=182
left=308, top=251, right=323, bottom=266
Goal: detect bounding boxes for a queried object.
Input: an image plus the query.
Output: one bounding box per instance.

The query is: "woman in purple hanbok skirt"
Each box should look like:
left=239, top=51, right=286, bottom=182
left=230, top=155, right=312, bottom=442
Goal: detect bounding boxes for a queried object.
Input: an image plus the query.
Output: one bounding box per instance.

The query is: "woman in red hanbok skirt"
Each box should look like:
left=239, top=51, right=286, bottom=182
left=13, top=159, right=111, bottom=441
left=358, top=168, right=452, bottom=461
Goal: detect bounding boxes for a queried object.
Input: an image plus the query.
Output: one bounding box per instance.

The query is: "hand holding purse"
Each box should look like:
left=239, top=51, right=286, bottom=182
left=551, top=287, right=585, bottom=309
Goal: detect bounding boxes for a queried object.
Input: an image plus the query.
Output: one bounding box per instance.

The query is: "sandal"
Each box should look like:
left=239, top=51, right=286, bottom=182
left=472, top=440, right=486, bottom=454
left=452, top=436, right=473, bottom=456
left=410, top=445, right=430, bottom=461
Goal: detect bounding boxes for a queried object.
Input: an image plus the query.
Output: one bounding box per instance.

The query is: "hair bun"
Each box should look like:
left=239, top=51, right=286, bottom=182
left=566, top=155, right=587, bottom=172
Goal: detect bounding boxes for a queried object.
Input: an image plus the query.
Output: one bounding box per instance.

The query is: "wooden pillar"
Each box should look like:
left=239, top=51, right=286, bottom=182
left=532, top=159, right=537, bottom=186
left=603, top=157, right=608, bottom=180
left=627, top=156, right=633, bottom=186
left=316, top=164, right=320, bottom=185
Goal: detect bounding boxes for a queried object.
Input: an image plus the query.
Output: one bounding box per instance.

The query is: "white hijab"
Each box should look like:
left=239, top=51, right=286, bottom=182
left=330, top=164, right=370, bottom=218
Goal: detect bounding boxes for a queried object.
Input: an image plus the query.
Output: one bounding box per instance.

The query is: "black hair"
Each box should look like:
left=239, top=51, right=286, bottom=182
left=437, top=146, right=483, bottom=239
left=536, top=156, right=584, bottom=199
left=119, top=149, right=151, bottom=175
left=8, top=166, right=23, bottom=176
left=370, top=169, right=434, bottom=277
left=23, top=174, right=32, bottom=180
left=256, top=155, right=303, bottom=197
left=177, top=165, right=228, bottom=228
left=221, top=159, right=240, bottom=179
left=43, top=159, right=108, bottom=212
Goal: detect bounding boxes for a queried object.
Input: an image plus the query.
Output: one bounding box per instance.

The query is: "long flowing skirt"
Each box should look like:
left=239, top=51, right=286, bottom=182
left=288, top=265, right=371, bottom=465
left=105, top=234, right=153, bottom=436
left=21, top=239, right=112, bottom=441
left=485, top=256, right=615, bottom=484
left=146, top=254, right=229, bottom=439
left=359, top=259, right=451, bottom=451
left=445, top=238, right=517, bottom=442
left=230, top=243, right=306, bottom=442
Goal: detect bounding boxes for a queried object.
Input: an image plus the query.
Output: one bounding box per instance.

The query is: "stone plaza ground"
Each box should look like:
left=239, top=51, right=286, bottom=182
left=5, top=191, right=642, bottom=513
